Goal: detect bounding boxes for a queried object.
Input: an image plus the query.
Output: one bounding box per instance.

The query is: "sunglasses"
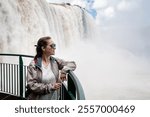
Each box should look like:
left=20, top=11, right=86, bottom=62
left=50, top=44, right=56, bottom=49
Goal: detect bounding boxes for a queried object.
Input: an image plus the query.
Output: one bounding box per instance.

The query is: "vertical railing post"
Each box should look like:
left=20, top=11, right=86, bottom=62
left=68, top=74, right=76, bottom=99
left=68, top=71, right=85, bottom=100
left=19, top=56, right=23, bottom=98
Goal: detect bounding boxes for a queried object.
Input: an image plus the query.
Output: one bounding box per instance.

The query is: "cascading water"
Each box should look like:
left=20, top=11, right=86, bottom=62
left=0, top=0, right=96, bottom=55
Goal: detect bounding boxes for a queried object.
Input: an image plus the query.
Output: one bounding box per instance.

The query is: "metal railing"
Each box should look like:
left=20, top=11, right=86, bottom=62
left=0, top=53, right=85, bottom=100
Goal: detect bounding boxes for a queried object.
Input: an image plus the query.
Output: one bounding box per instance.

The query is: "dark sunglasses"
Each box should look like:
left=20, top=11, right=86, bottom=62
left=50, top=44, right=56, bottom=49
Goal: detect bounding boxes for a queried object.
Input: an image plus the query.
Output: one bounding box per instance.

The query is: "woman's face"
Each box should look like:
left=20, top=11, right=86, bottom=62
left=44, top=39, right=56, bottom=56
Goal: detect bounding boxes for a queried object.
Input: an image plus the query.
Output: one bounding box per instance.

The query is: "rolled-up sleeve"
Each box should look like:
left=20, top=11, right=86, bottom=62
left=55, top=58, right=76, bottom=73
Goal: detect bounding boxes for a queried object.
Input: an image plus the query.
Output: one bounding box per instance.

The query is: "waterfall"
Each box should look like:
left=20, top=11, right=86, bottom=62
left=0, top=0, right=96, bottom=55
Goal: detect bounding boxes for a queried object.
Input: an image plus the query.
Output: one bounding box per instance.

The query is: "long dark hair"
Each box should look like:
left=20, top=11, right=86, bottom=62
left=34, top=36, right=51, bottom=60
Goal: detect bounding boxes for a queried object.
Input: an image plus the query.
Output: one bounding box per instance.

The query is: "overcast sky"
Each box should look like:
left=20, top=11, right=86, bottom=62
left=46, top=0, right=150, bottom=26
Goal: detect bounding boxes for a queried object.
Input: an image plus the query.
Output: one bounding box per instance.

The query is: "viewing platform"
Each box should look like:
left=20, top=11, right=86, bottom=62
left=0, top=53, right=85, bottom=100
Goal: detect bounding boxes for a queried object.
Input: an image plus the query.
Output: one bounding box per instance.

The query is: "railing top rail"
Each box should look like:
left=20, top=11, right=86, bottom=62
left=68, top=71, right=85, bottom=100
left=0, top=53, right=34, bottom=58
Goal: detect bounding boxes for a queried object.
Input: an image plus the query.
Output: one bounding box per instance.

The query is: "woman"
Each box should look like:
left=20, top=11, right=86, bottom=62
left=26, top=36, right=76, bottom=100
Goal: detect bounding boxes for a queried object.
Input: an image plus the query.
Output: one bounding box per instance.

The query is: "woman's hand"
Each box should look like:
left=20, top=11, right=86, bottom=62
left=60, top=72, right=67, bottom=81
left=51, top=83, right=61, bottom=90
